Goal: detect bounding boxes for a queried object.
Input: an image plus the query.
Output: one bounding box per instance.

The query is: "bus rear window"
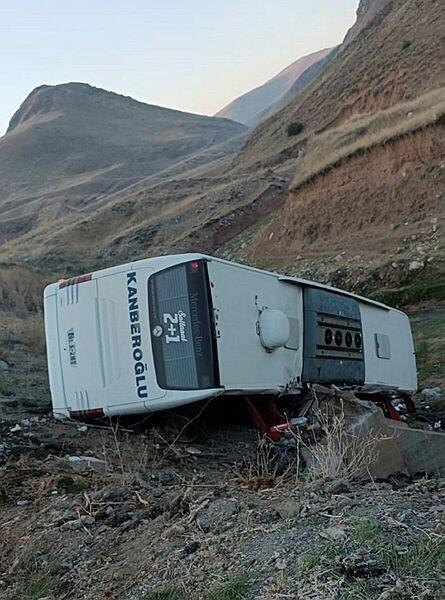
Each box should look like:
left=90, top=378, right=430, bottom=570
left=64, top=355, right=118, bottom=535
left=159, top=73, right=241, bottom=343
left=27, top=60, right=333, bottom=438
left=148, top=260, right=219, bottom=390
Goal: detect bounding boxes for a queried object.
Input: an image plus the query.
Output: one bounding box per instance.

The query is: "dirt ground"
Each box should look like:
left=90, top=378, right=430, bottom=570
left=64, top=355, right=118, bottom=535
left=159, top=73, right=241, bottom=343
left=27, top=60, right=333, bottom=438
left=1, top=386, right=444, bottom=600
left=0, top=289, right=444, bottom=600
left=243, top=125, right=444, bottom=272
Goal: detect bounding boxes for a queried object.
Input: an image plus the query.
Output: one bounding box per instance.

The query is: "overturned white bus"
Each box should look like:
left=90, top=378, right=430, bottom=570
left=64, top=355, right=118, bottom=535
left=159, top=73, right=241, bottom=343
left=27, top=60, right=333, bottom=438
left=44, top=254, right=417, bottom=420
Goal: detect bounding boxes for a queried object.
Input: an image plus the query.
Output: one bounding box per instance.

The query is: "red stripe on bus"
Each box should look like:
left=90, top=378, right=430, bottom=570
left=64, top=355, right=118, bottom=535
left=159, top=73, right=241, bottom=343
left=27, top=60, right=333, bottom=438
left=69, top=408, right=105, bottom=419
left=59, top=274, right=92, bottom=289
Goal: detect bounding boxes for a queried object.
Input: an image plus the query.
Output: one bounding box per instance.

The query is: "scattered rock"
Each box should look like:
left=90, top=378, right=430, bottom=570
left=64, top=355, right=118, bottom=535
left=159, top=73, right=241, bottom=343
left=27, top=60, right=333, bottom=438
left=179, top=541, right=200, bottom=558
left=0, top=360, right=9, bottom=371
left=67, top=455, right=107, bottom=472
left=196, top=498, right=239, bottom=532
left=320, top=526, right=347, bottom=541
left=104, top=507, right=135, bottom=527
left=341, top=550, right=386, bottom=577
left=185, top=446, right=202, bottom=455
left=421, top=387, right=441, bottom=401
left=168, top=493, right=190, bottom=518
left=163, top=524, right=185, bottom=539
left=16, top=500, right=30, bottom=507
left=62, top=515, right=96, bottom=530
left=275, top=500, right=300, bottom=520
left=56, top=475, right=89, bottom=493
left=408, top=260, right=424, bottom=271
left=323, top=479, right=351, bottom=495
left=92, top=485, right=134, bottom=503
left=332, top=494, right=357, bottom=509
left=151, top=468, right=176, bottom=485
left=306, top=504, right=328, bottom=516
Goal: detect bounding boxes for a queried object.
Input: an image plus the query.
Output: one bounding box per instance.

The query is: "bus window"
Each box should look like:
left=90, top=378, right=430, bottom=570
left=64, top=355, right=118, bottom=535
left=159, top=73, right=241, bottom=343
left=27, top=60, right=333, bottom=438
left=148, top=260, right=219, bottom=390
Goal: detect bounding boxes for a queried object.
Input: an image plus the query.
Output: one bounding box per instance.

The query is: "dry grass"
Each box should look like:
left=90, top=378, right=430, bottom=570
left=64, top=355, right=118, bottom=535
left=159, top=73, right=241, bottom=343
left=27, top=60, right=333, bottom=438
left=230, top=433, right=296, bottom=490
left=0, top=264, right=48, bottom=314
left=98, top=420, right=162, bottom=482
left=290, top=87, right=445, bottom=191
left=0, top=312, right=45, bottom=354
left=293, top=399, right=385, bottom=481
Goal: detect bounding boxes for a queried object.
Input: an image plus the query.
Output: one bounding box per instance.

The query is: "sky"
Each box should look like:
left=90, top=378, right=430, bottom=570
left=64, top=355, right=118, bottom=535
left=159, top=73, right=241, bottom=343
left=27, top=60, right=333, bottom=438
left=0, top=0, right=358, bottom=135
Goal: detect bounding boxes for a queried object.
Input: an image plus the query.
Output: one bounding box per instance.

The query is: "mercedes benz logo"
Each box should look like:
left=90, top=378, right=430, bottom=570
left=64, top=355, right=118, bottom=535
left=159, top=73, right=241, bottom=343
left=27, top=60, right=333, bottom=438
left=152, top=325, right=163, bottom=338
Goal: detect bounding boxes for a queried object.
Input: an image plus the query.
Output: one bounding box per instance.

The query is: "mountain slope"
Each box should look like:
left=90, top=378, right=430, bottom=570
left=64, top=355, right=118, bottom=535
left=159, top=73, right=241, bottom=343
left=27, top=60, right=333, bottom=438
left=0, top=83, right=245, bottom=243
left=1, top=0, right=443, bottom=293
left=223, top=0, right=444, bottom=304
left=342, top=0, right=392, bottom=46
left=235, top=0, right=444, bottom=171
left=249, top=46, right=340, bottom=127
left=215, top=47, right=333, bottom=125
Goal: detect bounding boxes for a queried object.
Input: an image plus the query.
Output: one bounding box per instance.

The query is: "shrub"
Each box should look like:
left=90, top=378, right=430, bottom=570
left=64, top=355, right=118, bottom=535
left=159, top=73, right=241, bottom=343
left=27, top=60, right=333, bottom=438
left=292, top=396, right=386, bottom=480
left=208, top=573, right=251, bottom=600
left=287, top=122, right=304, bottom=137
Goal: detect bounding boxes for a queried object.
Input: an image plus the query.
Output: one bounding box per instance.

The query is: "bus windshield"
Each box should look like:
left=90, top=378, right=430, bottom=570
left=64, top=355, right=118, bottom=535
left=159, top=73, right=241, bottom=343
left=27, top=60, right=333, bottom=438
left=148, top=260, right=219, bottom=390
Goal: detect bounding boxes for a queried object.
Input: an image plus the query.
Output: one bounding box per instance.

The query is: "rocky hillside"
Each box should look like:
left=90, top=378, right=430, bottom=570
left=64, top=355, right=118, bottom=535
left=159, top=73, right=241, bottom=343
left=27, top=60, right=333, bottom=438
left=236, top=0, right=444, bottom=171
left=0, top=83, right=246, bottom=245
left=218, top=0, right=444, bottom=310
left=0, top=0, right=443, bottom=296
left=251, top=46, right=339, bottom=127
left=342, top=0, right=392, bottom=46
left=248, top=94, right=444, bottom=265
left=215, top=47, right=333, bottom=126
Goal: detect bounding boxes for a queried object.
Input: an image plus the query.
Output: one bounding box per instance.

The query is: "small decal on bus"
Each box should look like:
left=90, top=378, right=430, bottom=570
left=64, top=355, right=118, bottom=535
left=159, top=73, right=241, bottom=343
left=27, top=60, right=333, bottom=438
left=67, top=328, right=77, bottom=366
left=163, top=311, right=188, bottom=343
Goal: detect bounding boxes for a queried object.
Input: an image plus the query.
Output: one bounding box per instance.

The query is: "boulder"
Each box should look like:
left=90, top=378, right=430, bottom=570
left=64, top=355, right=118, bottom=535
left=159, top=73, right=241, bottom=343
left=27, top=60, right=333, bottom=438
left=274, top=500, right=300, bottom=520
left=421, top=387, right=441, bottom=401
left=196, top=498, right=239, bottom=532
left=341, top=550, right=386, bottom=576
left=67, top=455, right=107, bottom=473
left=320, top=526, right=347, bottom=541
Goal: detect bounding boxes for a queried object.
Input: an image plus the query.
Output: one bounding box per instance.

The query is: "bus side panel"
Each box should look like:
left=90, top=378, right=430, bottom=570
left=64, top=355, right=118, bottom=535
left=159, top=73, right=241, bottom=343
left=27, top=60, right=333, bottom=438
left=360, top=305, right=417, bottom=392
left=44, top=285, right=69, bottom=419
left=208, top=261, right=303, bottom=392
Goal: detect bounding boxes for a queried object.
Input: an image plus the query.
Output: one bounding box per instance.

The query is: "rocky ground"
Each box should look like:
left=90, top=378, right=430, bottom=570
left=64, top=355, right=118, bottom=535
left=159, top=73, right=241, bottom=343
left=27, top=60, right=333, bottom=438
left=0, top=392, right=444, bottom=600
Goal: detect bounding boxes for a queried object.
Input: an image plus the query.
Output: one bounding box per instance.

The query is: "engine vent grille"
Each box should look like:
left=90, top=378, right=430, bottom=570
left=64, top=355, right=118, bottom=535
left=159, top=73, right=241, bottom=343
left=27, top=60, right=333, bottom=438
left=315, top=313, right=363, bottom=360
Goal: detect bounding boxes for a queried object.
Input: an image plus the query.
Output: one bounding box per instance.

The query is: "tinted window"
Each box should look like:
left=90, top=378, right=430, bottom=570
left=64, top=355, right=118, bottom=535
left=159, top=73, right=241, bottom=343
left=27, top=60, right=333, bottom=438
left=148, top=260, right=218, bottom=390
